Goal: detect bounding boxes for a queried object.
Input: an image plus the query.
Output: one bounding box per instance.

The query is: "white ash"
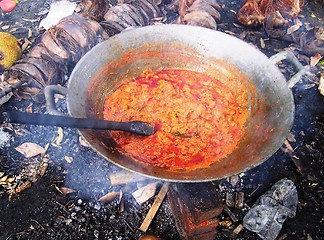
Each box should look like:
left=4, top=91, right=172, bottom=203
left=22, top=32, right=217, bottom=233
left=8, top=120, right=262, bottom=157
left=243, top=178, right=298, bottom=240
left=0, top=128, right=11, bottom=148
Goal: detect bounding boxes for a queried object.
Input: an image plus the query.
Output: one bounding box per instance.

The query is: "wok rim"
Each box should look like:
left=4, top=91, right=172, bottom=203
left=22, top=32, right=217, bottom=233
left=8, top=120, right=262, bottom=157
left=67, top=25, right=295, bottom=182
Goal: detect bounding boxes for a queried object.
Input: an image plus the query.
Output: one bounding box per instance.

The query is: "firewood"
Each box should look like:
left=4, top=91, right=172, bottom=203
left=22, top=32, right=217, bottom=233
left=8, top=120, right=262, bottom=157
left=233, top=223, right=244, bottom=235
left=139, top=182, right=170, bottom=232
left=223, top=205, right=238, bottom=223
left=132, top=181, right=160, bottom=205
left=109, top=170, right=148, bottom=186
left=235, top=191, right=244, bottom=209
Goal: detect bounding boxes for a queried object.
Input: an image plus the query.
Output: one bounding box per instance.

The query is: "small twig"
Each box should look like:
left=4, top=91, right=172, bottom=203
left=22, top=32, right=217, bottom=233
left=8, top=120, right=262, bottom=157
left=139, top=182, right=170, bottom=232
left=248, top=184, right=261, bottom=198
left=315, top=121, right=324, bottom=126
left=6, top=231, right=27, bottom=240
left=123, top=219, right=134, bottom=232
left=53, top=200, right=69, bottom=214
left=223, top=205, right=238, bottom=223
left=30, top=219, right=45, bottom=229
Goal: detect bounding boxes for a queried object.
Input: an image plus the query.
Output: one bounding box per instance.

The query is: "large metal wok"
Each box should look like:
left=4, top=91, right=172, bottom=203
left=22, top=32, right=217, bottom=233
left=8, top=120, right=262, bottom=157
left=45, top=25, right=305, bottom=182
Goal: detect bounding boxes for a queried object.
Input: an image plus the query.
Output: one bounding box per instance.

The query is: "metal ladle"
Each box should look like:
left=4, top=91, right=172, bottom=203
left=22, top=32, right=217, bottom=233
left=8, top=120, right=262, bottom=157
left=1, top=111, right=156, bottom=136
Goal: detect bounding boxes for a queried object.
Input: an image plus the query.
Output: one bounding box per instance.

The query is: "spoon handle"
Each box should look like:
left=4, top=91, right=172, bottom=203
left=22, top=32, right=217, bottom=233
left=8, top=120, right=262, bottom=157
left=2, top=111, right=155, bottom=136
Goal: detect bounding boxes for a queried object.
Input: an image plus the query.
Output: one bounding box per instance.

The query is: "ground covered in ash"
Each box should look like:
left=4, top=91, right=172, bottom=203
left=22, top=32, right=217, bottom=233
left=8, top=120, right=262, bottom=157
left=0, top=0, right=323, bottom=240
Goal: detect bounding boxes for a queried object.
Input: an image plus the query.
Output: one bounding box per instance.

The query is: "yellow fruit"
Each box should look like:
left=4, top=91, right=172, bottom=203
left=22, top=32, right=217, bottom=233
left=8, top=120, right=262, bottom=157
left=0, top=32, right=22, bottom=72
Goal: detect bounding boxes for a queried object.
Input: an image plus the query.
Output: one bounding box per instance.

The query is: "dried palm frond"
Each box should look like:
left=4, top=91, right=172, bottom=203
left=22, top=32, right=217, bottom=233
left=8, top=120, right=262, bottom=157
left=238, top=0, right=303, bottom=26
left=101, top=0, right=162, bottom=36
left=177, top=0, right=221, bottom=29
left=264, top=11, right=288, bottom=38
left=77, top=0, right=110, bottom=21
left=260, top=0, right=303, bottom=17
left=237, top=0, right=265, bottom=26
left=9, top=14, right=108, bottom=97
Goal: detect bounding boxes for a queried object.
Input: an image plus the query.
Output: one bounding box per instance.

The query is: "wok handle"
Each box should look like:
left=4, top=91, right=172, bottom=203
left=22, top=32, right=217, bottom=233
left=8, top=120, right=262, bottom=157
left=270, top=51, right=305, bottom=88
left=44, top=85, right=68, bottom=116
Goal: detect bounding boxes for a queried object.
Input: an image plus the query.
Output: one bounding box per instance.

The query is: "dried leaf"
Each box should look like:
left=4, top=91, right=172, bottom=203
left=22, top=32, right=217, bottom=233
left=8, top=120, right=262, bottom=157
left=319, top=73, right=324, bottom=96
left=60, top=187, right=76, bottom=195
left=225, top=30, right=236, bottom=35
left=39, top=158, right=49, bottom=177
left=15, top=181, right=32, bottom=193
left=7, top=177, right=16, bottom=183
left=287, top=24, right=300, bottom=35
left=260, top=37, right=266, bottom=48
left=64, top=156, right=74, bottom=163
left=99, top=191, right=120, bottom=204
left=304, top=23, right=313, bottom=31
left=287, top=133, right=296, bottom=142
left=79, top=136, right=90, bottom=147
left=0, top=175, right=8, bottom=182
left=283, top=139, right=294, bottom=152
left=44, top=143, right=50, bottom=152
left=219, top=220, right=233, bottom=227
left=303, top=83, right=315, bottom=89
left=28, top=29, right=33, bottom=38
left=1, top=25, right=10, bottom=30
left=310, top=53, right=322, bottom=67
left=239, top=31, right=248, bottom=39
left=15, top=142, right=46, bottom=158
left=55, top=127, right=64, bottom=145
left=21, top=38, right=33, bottom=52
left=26, top=103, right=33, bottom=113
left=294, top=18, right=302, bottom=27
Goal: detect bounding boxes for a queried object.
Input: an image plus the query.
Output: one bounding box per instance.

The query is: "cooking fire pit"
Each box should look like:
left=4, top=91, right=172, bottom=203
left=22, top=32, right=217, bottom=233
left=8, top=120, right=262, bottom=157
left=0, top=0, right=323, bottom=240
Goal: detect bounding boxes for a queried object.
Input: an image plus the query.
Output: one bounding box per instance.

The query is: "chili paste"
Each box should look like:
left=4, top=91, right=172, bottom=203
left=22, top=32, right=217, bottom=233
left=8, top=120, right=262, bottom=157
left=103, top=69, right=250, bottom=171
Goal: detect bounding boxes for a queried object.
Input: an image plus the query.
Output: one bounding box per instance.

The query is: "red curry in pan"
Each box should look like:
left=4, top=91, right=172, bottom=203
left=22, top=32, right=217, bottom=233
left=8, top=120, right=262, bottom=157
left=103, top=68, right=255, bottom=171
